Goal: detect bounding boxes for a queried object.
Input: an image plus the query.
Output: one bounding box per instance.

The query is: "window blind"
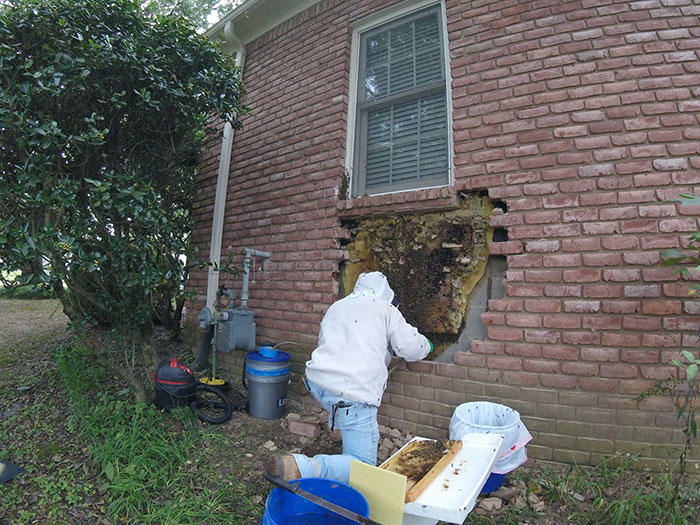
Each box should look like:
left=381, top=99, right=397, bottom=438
left=357, top=6, right=448, bottom=194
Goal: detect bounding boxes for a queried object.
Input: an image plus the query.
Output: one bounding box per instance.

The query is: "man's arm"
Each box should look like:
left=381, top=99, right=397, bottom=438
left=386, top=307, right=432, bottom=362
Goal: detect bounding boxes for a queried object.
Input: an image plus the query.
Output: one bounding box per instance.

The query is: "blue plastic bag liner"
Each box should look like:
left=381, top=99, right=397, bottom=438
left=449, top=402, right=532, bottom=474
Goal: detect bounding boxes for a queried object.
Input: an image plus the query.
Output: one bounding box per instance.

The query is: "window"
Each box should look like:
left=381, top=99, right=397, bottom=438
left=349, top=4, right=450, bottom=197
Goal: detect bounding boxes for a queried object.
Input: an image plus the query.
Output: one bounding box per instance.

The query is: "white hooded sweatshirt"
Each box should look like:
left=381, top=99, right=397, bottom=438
left=305, top=272, right=431, bottom=406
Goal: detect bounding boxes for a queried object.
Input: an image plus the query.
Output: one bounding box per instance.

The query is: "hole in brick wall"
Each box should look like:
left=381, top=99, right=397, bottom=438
left=341, top=218, right=359, bottom=232
left=436, top=254, right=507, bottom=363
left=493, top=199, right=507, bottom=212
left=493, top=227, right=508, bottom=242
left=337, top=259, right=350, bottom=298
left=337, top=220, right=358, bottom=297
left=337, top=194, right=498, bottom=359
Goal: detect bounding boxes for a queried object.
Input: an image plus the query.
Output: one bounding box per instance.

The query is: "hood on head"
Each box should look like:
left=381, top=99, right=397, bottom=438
left=353, top=271, right=395, bottom=304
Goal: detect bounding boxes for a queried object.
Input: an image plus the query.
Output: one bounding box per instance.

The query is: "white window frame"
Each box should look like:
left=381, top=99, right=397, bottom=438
left=344, top=0, right=454, bottom=199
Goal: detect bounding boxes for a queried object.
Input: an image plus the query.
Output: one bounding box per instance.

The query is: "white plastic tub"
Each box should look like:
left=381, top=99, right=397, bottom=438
left=379, top=433, right=505, bottom=525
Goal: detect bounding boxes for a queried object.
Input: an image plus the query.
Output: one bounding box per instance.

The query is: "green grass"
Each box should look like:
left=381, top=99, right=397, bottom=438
left=2, top=306, right=699, bottom=525
left=0, top=284, right=55, bottom=299
left=53, top=345, right=261, bottom=524
left=465, top=455, right=700, bottom=525
left=1, top=342, right=264, bottom=524
left=0, top=379, right=95, bottom=521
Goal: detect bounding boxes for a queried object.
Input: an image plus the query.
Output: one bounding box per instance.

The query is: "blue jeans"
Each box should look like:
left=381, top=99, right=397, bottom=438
left=291, top=379, right=379, bottom=483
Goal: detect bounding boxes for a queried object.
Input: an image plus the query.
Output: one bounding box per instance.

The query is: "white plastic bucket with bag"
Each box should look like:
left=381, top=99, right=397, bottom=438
left=449, top=402, right=531, bottom=479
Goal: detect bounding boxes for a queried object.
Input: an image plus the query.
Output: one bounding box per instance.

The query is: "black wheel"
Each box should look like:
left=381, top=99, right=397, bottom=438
left=189, top=384, right=233, bottom=424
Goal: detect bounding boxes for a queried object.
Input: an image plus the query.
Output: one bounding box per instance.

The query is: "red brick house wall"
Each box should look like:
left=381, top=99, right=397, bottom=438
left=188, top=0, right=700, bottom=471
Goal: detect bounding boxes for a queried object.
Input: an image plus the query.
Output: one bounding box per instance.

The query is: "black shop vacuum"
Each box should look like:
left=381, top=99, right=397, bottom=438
left=154, top=284, right=256, bottom=424
left=156, top=273, right=300, bottom=423
left=153, top=357, right=234, bottom=425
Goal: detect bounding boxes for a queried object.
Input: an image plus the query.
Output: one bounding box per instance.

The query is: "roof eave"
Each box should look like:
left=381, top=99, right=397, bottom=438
left=205, top=0, right=323, bottom=46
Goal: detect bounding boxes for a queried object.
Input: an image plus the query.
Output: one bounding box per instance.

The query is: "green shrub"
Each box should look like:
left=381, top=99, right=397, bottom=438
left=1, top=0, right=246, bottom=402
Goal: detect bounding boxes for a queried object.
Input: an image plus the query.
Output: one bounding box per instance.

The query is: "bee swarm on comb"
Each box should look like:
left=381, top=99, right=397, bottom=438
left=394, top=439, right=460, bottom=479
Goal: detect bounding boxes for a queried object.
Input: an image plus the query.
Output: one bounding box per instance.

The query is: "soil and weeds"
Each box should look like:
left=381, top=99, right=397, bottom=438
left=1, top=299, right=699, bottom=524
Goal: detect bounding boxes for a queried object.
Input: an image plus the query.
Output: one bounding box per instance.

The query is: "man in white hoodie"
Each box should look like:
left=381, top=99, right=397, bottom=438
left=264, top=271, right=432, bottom=483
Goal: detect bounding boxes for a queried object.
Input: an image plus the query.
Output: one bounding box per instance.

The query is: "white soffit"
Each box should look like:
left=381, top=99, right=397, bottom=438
left=206, top=0, right=323, bottom=45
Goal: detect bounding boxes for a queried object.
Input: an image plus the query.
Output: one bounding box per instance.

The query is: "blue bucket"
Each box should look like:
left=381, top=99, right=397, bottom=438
left=480, top=472, right=506, bottom=494
left=263, top=478, right=369, bottom=525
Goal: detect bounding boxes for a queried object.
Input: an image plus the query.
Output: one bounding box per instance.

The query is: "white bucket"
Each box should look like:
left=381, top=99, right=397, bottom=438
left=449, top=402, right=532, bottom=474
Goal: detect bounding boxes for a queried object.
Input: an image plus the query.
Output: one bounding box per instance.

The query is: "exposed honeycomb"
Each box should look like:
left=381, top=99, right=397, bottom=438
left=341, top=194, right=493, bottom=352
left=394, top=439, right=461, bottom=479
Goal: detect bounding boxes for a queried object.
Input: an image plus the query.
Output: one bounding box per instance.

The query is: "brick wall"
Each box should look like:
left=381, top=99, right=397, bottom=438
left=188, top=0, right=700, bottom=472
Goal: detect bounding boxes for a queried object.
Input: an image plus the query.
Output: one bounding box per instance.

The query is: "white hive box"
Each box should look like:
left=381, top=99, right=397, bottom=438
left=379, top=433, right=505, bottom=525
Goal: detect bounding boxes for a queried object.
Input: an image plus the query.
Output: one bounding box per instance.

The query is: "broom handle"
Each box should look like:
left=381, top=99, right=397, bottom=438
left=264, top=472, right=381, bottom=525
left=211, top=322, right=218, bottom=379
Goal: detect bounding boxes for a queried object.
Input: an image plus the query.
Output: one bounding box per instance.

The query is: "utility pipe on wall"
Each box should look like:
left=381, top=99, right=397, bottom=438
left=205, top=23, right=247, bottom=310
left=240, top=248, right=271, bottom=309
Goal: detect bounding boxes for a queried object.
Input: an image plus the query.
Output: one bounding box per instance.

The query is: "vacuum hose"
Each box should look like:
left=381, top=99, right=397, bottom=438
left=191, top=325, right=214, bottom=372
left=271, top=340, right=310, bottom=353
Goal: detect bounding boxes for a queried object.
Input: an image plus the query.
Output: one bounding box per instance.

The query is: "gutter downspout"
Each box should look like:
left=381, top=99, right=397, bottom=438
left=205, top=22, right=247, bottom=310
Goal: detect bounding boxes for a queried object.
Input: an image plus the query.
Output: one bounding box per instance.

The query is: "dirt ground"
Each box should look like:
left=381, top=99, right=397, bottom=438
left=0, top=299, right=348, bottom=523
left=0, top=298, right=71, bottom=353
left=0, top=298, right=541, bottom=524
left=5, top=299, right=693, bottom=525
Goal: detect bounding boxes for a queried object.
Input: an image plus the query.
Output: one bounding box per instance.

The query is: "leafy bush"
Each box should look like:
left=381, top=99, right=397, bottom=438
left=637, top=193, right=700, bottom=494
left=662, top=194, right=700, bottom=295
left=0, top=0, right=246, bottom=400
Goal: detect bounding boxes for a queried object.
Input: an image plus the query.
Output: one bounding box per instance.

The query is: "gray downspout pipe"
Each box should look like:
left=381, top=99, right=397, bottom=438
left=205, top=22, right=247, bottom=311
left=194, top=25, right=246, bottom=371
